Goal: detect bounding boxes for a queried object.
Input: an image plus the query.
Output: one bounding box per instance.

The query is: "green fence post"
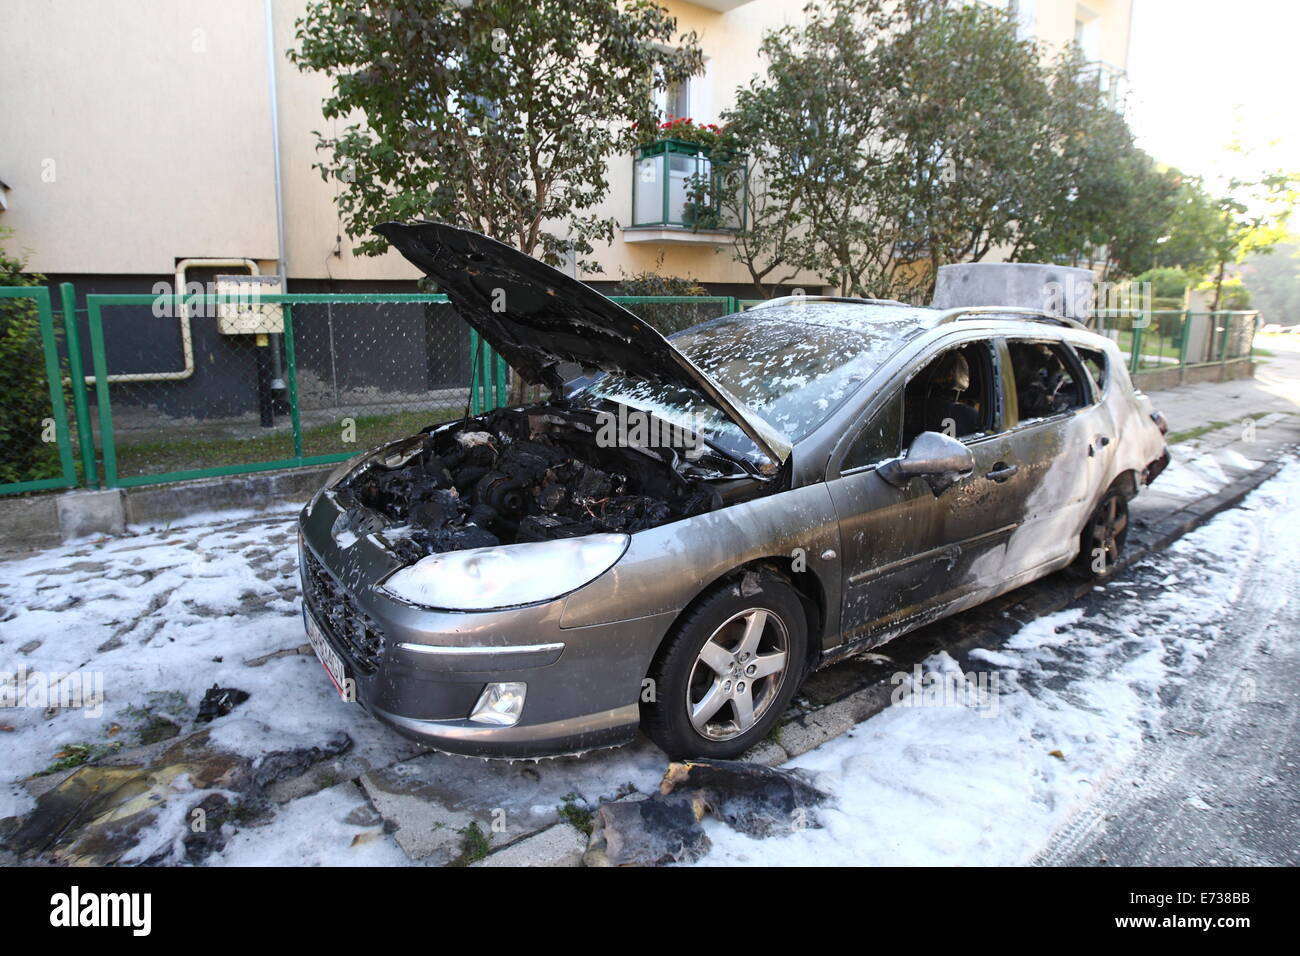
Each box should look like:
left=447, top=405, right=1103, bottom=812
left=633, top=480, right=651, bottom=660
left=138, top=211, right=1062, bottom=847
left=1177, top=311, right=1191, bottom=367
left=59, top=282, right=98, bottom=487
left=84, top=296, right=119, bottom=488
left=281, top=303, right=303, bottom=460
left=1129, top=319, right=1143, bottom=374
left=468, top=329, right=481, bottom=415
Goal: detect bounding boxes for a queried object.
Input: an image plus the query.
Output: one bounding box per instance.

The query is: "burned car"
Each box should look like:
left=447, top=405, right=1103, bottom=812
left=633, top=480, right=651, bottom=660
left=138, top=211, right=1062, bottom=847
left=297, top=222, right=1170, bottom=759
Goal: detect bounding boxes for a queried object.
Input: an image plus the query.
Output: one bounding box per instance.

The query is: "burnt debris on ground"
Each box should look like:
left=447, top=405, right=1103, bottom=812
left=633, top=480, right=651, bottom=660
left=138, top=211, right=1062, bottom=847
left=340, top=406, right=760, bottom=561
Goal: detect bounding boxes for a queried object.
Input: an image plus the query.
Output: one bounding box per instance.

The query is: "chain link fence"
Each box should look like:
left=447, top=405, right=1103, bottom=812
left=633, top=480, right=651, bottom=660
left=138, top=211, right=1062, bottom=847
left=1092, top=310, right=1259, bottom=374
left=0, top=284, right=1263, bottom=497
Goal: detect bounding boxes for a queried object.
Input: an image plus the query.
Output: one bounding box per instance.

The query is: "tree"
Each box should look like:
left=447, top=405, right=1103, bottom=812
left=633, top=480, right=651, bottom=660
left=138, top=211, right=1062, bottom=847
left=1202, top=171, right=1295, bottom=311
left=715, top=0, right=902, bottom=299
left=882, top=0, right=1055, bottom=292
left=1008, top=49, right=1179, bottom=282
left=1155, top=169, right=1296, bottom=310
left=719, top=0, right=1076, bottom=301
left=290, top=0, right=703, bottom=268
left=0, top=230, right=59, bottom=484
left=1240, top=240, right=1300, bottom=324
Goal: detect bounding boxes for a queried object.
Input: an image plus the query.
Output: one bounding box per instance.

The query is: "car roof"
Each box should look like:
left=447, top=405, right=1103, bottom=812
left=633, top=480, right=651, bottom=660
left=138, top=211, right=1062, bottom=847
left=743, top=297, right=1098, bottom=338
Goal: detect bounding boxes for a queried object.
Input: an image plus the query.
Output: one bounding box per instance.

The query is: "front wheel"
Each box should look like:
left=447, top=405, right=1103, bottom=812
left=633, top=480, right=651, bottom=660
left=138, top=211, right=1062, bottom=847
left=641, top=569, right=807, bottom=759
left=1070, top=487, right=1130, bottom=580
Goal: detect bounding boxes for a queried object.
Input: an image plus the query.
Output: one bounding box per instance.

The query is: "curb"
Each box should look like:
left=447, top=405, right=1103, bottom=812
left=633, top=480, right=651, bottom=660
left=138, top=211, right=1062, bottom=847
left=0, top=464, right=332, bottom=556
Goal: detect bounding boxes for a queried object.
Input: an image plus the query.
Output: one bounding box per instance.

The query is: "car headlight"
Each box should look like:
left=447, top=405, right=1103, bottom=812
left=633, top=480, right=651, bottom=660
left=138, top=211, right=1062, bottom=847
left=381, top=533, right=629, bottom=611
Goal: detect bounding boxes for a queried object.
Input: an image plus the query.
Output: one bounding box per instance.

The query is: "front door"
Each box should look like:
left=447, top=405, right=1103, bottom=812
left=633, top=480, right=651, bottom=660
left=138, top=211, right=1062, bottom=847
left=828, top=338, right=1025, bottom=646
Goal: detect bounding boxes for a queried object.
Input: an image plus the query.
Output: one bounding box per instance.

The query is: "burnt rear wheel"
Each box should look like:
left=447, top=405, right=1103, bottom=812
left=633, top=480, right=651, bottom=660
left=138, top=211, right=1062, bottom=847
left=1070, top=487, right=1130, bottom=580
left=641, top=569, right=807, bottom=759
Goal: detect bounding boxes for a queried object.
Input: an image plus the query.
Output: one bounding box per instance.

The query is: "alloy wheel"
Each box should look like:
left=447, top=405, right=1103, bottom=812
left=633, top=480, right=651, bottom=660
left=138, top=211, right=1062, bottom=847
left=686, top=607, right=790, bottom=741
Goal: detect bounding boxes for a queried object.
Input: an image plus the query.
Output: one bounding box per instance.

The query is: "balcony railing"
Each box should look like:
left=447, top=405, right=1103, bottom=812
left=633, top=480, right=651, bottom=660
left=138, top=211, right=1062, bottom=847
left=631, top=139, right=746, bottom=232
left=1081, top=60, right=1127, bottom=110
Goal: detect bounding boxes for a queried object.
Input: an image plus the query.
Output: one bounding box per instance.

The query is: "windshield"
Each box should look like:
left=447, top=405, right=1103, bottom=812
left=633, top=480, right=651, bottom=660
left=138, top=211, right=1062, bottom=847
left=574, top=303, right=930, bottom=460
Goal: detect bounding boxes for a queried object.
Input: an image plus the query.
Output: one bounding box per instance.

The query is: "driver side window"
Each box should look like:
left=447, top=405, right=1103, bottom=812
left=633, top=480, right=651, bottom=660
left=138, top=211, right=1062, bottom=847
left=902, top=341, right=995, bottom=445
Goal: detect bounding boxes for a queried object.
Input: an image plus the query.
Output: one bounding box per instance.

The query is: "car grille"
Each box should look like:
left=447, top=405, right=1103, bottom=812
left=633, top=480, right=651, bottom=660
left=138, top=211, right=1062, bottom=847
left=301, top=546, right=386, bottom=675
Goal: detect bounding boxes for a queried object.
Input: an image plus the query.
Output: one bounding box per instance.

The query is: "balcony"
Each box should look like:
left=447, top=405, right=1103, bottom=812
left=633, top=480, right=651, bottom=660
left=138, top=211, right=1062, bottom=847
left=1082, top=60, right=1127, bottom=110
left=625, top=139, right=746, bottom=245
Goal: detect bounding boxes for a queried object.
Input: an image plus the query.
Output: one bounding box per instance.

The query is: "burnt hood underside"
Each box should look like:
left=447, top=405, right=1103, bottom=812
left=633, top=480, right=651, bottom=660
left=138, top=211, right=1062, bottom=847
left=375, top=221, right=790, bottom=469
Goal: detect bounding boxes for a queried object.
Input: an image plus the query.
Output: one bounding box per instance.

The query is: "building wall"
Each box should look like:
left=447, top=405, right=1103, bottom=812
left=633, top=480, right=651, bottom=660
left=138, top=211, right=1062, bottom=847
left=0, top=0, right=1133, bottom=289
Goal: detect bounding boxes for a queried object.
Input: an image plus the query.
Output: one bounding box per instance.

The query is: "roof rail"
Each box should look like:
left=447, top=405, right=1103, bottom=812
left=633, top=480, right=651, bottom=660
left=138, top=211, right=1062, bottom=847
left=748, top=295, right=909, bottom=311
left=935, top=306, right=1088, bottom=331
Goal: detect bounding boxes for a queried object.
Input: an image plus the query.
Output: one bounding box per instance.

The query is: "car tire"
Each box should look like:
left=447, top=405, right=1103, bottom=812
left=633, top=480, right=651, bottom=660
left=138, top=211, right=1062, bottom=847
left=1069, top=486, right=1130, bottom=580
left=641, top=568, right=808, bottom=759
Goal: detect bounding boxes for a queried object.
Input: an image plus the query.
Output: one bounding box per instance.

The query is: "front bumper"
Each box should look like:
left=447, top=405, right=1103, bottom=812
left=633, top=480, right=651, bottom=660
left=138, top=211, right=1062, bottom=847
left=296, top=490, right=675, bottom=758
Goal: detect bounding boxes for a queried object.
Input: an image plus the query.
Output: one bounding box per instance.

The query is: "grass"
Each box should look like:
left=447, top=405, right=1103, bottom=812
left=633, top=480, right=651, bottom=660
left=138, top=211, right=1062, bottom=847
left=36, top=741, right=125, bottom=776
left=452, top=822, right=493, bottom=866
left=1167, top=411, right=1270, bottom=445
left=121, top=691, right=188, bottom=744
left=113, top=407, right=458, bottom=479
left=558, top=793, right=595, bottom=836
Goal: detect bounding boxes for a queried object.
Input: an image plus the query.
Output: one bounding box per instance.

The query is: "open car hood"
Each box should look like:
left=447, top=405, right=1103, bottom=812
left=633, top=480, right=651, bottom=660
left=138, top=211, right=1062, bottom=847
left=376, top=221, right=791, bottom=471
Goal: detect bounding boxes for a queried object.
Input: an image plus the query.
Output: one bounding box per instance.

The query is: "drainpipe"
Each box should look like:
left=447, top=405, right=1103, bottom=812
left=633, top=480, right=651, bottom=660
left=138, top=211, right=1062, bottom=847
left=85, top=258, right=258, bottom=384
left=264, top=0, right=289, bottom=385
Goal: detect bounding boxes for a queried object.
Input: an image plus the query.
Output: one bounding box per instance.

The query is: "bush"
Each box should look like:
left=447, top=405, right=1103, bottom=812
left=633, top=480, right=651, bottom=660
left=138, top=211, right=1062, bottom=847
left=0, top=233, right=60, bottom=485
left=613, top=263, right=716, bottom=335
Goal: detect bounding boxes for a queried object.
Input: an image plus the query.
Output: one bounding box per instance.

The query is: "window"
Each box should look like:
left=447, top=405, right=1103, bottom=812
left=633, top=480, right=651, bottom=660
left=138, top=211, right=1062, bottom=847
left=844, top=392, right=902, bottom=471
left=1074, top=346, right=1108, bottom=396
left=664, top=78, right=690, bottom=120
left=1007, top=341, right=1086, bottom=422
left=901, top=341, right=995, bottom=445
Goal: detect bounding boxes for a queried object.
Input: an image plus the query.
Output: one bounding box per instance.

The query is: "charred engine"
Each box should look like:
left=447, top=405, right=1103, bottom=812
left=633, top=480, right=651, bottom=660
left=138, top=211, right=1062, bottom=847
left=337, top=406, right=763, bottom=562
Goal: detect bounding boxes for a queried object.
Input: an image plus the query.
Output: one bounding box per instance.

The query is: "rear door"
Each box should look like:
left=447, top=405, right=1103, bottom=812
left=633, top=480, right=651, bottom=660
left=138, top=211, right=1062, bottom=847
left=996, top=337, right=1115, bottom=578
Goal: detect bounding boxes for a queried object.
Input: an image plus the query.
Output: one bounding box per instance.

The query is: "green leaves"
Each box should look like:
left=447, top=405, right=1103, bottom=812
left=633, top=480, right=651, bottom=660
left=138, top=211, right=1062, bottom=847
left=718, top=0, right=1206, bottom=298
left=290, top=0, right=703, bottom=265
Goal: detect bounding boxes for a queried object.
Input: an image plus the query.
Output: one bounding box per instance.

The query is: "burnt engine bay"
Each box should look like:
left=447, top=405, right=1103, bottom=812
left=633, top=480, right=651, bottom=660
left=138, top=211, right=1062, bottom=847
left=335, top=407, right=768, bottom=562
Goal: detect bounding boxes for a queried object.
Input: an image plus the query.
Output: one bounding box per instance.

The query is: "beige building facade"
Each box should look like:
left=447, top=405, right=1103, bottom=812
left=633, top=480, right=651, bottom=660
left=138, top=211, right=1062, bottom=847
left=0, top=0, right=1133, bottom=293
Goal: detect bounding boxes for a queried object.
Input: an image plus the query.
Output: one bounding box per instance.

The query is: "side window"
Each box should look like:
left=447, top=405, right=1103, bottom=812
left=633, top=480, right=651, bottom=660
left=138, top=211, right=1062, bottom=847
left=1007, top=340, right=1086, bottom=422
left=901, top=340, right=995, bottom=445
left=1074, top=346, right=1108, bottom=397
left=844, top=392, right=902, bottom=470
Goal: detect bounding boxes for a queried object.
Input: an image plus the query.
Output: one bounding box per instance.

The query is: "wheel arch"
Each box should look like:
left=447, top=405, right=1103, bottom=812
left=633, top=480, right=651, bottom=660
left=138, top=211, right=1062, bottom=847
left=648, top=557, right=828, bottom=677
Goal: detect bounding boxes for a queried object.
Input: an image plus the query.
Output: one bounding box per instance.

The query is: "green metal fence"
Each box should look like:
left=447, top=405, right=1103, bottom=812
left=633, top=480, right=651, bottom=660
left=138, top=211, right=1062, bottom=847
left=81, top=291, right=477, bottom=488
left=1092, top=310, right=1259, bottom=375
left=0, top=283, right=1262, bottom=498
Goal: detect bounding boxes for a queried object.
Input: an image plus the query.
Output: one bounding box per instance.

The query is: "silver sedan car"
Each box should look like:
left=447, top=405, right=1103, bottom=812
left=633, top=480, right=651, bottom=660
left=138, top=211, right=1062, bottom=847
left=297, top=222, right=1170, bottom=759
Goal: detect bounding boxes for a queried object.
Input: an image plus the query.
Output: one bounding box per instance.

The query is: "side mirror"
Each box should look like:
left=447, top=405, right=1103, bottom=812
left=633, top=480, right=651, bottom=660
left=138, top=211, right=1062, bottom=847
left=877, top=431, right=975, bottom=497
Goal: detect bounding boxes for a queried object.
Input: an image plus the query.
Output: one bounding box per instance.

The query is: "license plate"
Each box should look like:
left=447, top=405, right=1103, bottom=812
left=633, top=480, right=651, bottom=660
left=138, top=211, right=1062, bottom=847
left=305, top=609, right=352, bottom=701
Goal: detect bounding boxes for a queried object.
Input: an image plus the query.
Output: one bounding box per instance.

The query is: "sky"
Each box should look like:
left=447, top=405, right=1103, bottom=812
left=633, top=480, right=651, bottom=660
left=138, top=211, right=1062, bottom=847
left=1126, top=0, right=1299, bottom=188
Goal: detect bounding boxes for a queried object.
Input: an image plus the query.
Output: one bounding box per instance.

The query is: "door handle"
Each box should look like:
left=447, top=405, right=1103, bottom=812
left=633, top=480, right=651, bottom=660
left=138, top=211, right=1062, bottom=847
left=986, top=462, right=1019, bottom=482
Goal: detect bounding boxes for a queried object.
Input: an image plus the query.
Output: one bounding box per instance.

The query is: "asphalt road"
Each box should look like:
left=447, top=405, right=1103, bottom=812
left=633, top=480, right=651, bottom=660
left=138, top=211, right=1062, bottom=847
left=1038, top=477, right=1300, bottom=866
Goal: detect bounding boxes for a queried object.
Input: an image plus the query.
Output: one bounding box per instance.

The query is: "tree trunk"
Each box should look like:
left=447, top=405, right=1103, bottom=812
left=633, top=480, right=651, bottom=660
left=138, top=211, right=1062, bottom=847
left=1210, top=259, right=1226, bottom=313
